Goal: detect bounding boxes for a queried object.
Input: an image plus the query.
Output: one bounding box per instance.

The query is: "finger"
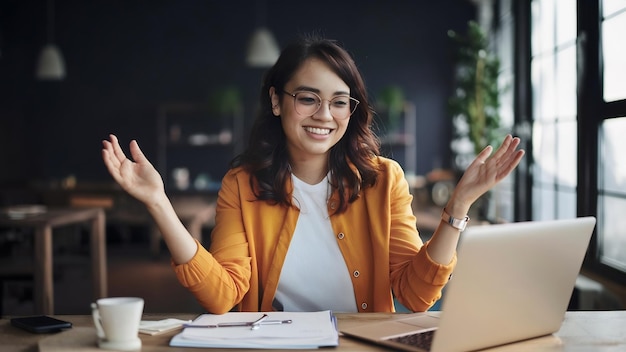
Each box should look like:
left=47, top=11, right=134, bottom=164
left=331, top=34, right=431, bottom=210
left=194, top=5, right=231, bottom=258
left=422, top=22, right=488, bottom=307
left=129, top=140, right=151, bottom=166
left=501, top=136, right=521, bottom=158
left=102, top=139, right=123, bottom=170
left=473, top=144, right=494, bottom=165
left=494, top=137, right=522, bottom=168
left=102, top=148, right=124, bottom=183
left=496, top=150, right=525, bottom=180
left=109, top=134, right=129, bottom=163
left=490, top=134, right=514, bottom=160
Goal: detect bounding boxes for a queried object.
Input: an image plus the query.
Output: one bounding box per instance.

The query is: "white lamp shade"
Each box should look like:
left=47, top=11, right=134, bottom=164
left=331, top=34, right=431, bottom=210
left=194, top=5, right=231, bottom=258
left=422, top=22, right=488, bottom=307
left=246, top=27, right=280, bottom=68
left=36, top=44, right=66, bottom=80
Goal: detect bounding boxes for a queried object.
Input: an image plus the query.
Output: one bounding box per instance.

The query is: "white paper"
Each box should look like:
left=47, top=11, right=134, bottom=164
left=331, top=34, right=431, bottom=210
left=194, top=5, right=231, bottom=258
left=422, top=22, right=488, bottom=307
left=170, top=310, right=338, bottom=349
left=139, top=318, right=190, bottom=335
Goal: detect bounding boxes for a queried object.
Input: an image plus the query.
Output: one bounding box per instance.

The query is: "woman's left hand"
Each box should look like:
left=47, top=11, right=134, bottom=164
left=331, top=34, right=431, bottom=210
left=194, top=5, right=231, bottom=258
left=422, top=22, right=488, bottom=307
left=449, top=134, right=525, bottom=211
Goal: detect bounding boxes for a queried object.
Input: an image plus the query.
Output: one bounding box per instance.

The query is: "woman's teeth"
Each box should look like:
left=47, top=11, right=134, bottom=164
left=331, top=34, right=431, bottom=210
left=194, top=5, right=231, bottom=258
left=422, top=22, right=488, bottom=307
left=304, top=127, right=331, bottom=135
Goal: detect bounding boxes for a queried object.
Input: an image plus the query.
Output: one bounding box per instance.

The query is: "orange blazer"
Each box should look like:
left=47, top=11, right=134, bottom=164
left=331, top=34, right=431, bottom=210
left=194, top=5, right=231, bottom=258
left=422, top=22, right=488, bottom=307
left=173, top=157, right=456, bottom=314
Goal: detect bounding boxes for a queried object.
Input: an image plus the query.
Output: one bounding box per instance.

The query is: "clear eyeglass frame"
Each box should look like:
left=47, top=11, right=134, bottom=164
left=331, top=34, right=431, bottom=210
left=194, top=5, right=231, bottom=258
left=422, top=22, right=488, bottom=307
left=282, top=90, right=360, bottom=119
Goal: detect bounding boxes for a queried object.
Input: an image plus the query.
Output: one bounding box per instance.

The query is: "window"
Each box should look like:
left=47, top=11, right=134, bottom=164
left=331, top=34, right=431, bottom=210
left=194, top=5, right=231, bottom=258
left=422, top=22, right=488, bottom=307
left=521, top=0, right=626, bottom=281
left=602, top=1, right=626, bottom=102
left=484, top=0, right=626, bottom=281
left=599, top=118, right=626, bottom=272
left=595, top=0, right=626, bottom=279
left=530, top=0, right=577, bottom=221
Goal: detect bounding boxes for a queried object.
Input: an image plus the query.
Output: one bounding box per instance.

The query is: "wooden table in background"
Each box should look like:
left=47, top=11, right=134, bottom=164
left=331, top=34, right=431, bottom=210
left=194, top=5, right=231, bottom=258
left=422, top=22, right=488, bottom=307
left=0, top=207, right=107, bottom=315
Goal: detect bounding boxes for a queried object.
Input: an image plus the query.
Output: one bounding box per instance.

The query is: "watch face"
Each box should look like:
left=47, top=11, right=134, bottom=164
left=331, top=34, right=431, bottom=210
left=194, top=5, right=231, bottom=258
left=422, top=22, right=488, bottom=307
left=442, top=209, right=468, bottom=231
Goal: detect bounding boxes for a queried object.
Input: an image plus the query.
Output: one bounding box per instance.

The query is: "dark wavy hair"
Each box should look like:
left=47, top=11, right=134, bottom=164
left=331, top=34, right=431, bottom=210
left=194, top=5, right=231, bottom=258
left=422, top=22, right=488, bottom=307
left=232, top=35, right=381, bottom=213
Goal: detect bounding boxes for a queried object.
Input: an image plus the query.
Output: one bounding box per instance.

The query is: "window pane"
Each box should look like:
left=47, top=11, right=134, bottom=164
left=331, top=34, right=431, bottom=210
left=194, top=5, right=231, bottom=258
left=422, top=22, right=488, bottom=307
left=555, top=45, right=577, bottom=118
left=499, top=72, right=515, bottom=128
left=556, top=120, right=577, bottom=187
left=497, top=17, right=514, bottom=71
left=602, top=11, right=626, bottom=102
left=555, top=0, right=577, bottom=45
left=556, top=189, right=577, bottom=219
left=533, top=186, right=555, bottom=220
left=532, top=0, right=555, bottom=55
left=603, top=0, right=626, bottom=17
left=532, top=122, right=557, bottom=183
left=532, top=55, right=556, bottom=120
left=599, top=195, right=626, bottom=271
left=600, top=117, right=626, bottom=194
left=491, top=176, right=516, bottom=222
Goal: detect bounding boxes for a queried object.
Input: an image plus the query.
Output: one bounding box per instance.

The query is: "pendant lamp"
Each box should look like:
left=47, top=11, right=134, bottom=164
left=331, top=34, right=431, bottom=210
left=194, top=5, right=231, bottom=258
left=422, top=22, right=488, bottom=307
left=245, top=0, right=280, bottom=67
left=36, top=0, right=66, bottom=80
left=246, top=27, right=280, bottom=67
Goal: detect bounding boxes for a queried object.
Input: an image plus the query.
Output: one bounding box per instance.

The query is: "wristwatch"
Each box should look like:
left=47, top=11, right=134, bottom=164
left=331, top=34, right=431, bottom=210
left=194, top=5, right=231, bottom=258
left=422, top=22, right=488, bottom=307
left=441, top=208, right=470, bottom=232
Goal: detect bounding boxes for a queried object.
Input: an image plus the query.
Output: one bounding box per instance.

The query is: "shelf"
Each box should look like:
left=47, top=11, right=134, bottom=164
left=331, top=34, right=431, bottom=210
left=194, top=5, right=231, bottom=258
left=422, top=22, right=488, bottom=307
left=156, top=102, right=244, bottom=192
left=377, top=102, right=417, bottom=174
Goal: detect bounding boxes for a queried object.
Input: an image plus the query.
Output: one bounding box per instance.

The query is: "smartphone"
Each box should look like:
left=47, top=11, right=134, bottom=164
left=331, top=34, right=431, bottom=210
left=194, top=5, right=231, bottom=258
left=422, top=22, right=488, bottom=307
left=10, top=315, right=72, bottom=333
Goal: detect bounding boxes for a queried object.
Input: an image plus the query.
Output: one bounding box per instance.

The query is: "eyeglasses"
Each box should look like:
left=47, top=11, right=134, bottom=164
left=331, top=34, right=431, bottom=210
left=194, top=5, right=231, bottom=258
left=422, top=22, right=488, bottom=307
left=282, top=90, right=359, bottom=119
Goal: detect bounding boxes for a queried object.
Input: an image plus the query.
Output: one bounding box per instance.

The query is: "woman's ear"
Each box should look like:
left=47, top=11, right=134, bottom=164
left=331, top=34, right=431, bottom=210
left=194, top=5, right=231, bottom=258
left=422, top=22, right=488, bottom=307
left=269, top=87, right=281, bottom=116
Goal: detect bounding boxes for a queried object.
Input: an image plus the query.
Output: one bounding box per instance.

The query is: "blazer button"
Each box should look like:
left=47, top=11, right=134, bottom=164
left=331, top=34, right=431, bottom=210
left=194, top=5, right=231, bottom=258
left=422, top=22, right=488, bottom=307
left=353, top=270, right=360, bottom=278
left=361, top=302, right=368, bottom=310
left=337, top=232, right=345, bottom=240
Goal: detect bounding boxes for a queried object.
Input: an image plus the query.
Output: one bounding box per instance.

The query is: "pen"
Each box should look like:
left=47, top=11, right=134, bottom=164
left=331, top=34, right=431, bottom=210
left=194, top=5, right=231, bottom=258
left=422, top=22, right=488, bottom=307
left=183, top=317, right=292, bottom=329
left=249, top=313, right=268, bottom=330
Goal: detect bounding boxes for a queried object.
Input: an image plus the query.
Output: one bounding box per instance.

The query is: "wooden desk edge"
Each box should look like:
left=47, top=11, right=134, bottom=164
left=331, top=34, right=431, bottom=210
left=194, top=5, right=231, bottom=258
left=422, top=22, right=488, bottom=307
left=2, top=311, right=626, bottom=352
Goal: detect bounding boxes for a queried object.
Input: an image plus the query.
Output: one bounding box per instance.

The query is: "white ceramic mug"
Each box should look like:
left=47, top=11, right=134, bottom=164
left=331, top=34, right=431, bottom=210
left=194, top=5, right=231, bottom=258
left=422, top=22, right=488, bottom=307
left=91, top=297, right=144, bottom=351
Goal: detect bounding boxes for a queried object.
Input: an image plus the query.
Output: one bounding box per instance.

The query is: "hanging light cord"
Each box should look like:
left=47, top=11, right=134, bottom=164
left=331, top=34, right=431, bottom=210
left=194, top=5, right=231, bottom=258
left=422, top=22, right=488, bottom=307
left=46, top=0, right=55, bottom=43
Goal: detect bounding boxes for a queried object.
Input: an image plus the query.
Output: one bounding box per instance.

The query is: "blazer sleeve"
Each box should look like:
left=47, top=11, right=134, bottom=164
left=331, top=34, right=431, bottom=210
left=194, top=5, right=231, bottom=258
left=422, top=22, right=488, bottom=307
left=171, top=169, right=252, bottom=314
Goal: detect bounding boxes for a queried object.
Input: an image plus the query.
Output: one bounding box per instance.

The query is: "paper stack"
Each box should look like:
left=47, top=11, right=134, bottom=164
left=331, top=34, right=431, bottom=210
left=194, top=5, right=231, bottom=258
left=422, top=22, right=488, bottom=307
left=139, top=318, right=190, bottom=336
left=169, top=310, right=338, bottom=349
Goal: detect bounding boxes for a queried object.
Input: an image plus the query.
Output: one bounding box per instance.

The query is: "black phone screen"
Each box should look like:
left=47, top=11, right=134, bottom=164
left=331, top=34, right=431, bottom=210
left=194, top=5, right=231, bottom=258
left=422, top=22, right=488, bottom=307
left=10, top=315, right=72, bottom=333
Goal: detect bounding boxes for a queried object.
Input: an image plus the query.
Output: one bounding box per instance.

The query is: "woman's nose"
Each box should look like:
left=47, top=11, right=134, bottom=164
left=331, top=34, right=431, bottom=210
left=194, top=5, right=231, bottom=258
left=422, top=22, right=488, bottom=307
left=312, top=101, right=333, bottom=120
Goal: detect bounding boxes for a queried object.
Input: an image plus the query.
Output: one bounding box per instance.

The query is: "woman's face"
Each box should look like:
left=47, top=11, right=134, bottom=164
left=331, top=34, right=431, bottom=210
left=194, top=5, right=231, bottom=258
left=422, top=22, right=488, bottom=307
left=270, top=58, right=351, bottom=165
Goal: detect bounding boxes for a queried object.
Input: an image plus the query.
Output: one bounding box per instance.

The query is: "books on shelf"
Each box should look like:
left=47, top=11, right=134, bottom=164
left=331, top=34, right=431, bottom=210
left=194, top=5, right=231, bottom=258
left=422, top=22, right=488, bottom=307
left=169, top=310, right=338, bottom=349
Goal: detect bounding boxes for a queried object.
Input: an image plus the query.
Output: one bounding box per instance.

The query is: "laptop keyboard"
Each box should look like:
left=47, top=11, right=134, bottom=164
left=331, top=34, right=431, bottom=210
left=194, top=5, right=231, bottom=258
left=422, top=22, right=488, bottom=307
left=387, top=329, right=436, bottom=351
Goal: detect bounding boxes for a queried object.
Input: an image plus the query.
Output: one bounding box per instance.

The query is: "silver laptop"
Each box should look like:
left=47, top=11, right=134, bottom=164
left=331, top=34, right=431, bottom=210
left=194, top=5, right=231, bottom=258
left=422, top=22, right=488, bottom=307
left=341, top=216, right=596, bottom=352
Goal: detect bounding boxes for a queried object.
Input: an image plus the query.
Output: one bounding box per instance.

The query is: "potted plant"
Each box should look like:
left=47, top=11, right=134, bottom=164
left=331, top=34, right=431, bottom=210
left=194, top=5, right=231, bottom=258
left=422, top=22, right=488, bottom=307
left=448, top=21, right=502, bottom=166
left=447, top=21, right=503, bottom=221
left=377, top=85, right=406, bottom=134
left=208, top=86, right=243, bottom=144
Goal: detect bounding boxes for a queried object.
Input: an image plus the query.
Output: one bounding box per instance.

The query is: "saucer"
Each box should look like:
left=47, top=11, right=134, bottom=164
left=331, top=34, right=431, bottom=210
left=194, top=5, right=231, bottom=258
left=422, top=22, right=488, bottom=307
left=97, top=337, right=141, bottom=351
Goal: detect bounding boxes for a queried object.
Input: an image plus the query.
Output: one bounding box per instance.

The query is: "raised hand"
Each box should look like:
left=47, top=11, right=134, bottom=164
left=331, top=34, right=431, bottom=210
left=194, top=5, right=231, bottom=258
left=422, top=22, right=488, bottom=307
left=101, top=134, right=165, bottom=205
left=451, top=134, right=525, bottom=209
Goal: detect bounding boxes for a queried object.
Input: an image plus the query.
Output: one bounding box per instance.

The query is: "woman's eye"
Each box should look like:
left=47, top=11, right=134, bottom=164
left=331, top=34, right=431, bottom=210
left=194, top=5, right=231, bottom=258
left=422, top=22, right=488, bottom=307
left=332, top=99, right=349, bottom=107
left=297, top=95, right=318, bottom=105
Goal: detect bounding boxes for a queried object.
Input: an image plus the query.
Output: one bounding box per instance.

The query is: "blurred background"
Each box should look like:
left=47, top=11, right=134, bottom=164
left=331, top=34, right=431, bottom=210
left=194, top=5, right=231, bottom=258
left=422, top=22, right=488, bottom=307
left=0, top=0, right=475, bottom=186
left=1, top=0, right=625, bottom=316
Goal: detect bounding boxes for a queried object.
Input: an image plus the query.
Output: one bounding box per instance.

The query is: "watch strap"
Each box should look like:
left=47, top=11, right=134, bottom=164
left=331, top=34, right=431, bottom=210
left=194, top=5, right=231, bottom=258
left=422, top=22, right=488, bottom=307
left=441, top=208, right=470, bottom=232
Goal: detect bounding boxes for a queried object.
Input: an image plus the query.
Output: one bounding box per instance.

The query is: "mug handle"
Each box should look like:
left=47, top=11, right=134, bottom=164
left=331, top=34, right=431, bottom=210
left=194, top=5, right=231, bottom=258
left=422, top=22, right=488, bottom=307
left=91, top=303, right=106, bottom=339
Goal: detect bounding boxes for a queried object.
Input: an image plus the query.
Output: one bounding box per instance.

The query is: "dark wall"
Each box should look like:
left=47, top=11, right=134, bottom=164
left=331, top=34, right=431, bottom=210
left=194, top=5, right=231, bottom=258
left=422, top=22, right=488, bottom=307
left=0, top=0, right=475, bottom=187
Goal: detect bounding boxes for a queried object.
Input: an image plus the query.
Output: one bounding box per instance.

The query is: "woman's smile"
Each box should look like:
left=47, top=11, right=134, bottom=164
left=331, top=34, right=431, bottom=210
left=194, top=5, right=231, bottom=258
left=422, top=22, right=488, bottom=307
left=303, top=126, right=333, bottom=137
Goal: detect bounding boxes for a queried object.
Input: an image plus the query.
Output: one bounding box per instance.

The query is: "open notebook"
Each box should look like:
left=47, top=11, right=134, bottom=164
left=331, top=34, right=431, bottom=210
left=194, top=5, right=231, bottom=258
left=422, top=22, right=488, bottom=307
left=341, top=216, right=596, bottom=352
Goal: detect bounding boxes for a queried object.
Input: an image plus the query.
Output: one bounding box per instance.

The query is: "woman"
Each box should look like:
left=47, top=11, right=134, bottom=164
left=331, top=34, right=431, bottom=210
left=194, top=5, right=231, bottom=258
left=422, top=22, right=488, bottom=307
left=102, top=36, right=524, bottom=314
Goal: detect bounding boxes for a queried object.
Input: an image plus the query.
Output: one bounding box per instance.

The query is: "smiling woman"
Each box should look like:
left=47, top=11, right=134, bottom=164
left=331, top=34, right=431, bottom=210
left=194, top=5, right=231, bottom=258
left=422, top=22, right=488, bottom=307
left=268, top=58, right=355, bottom=184
left=101, top=34, right=524, bottom=315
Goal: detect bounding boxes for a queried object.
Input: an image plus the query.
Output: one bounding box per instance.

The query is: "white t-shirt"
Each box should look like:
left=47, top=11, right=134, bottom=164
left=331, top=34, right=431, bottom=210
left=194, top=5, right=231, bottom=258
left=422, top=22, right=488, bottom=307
left=273, top=174, right=357, bottom=312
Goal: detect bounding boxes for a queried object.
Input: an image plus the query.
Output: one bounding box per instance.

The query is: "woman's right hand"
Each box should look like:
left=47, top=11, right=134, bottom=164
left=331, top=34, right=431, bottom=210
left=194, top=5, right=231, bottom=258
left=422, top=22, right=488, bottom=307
left=102, top=134, right=165, bottom=206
